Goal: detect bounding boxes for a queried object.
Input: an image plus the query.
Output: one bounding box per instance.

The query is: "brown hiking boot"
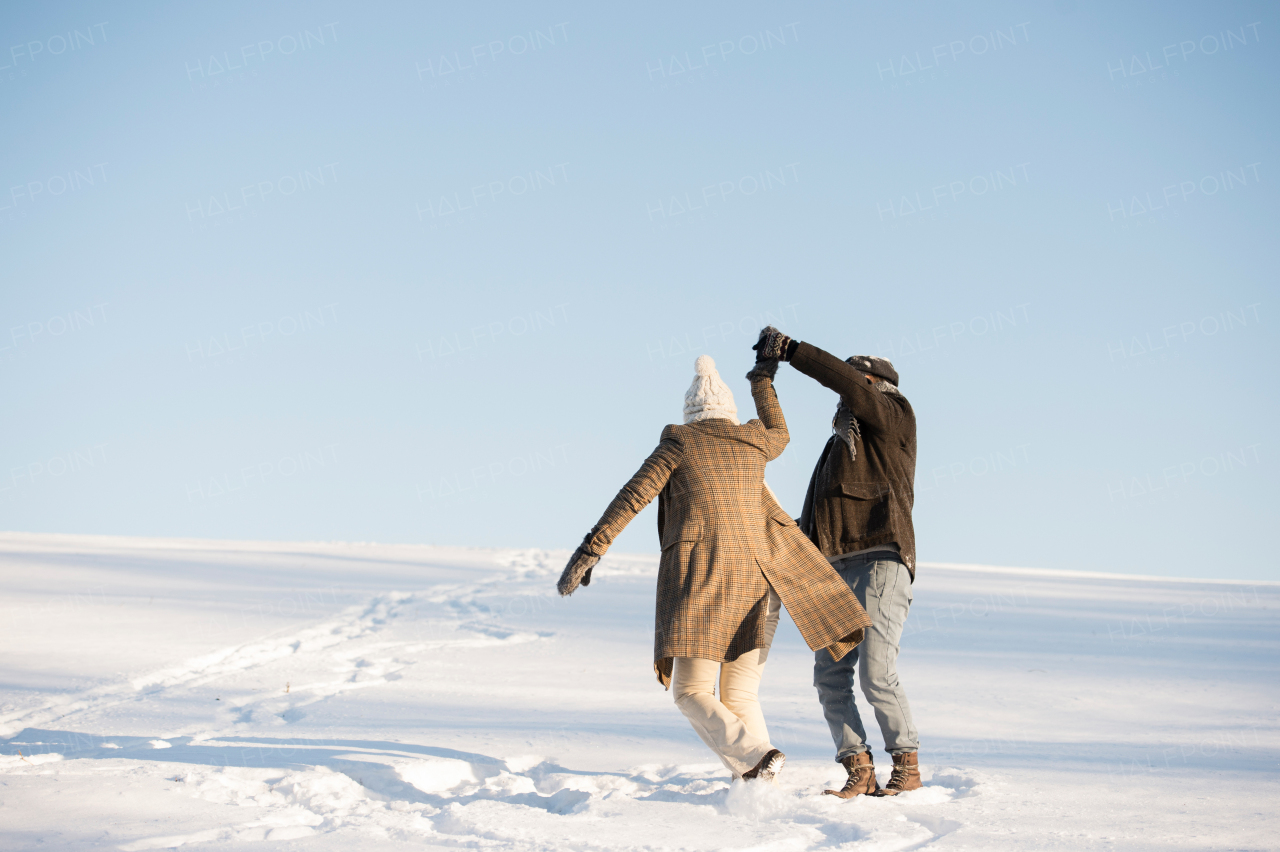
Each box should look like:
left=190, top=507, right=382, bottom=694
left=872, top=752, right=921, bottom=796
left=742, top=748, right=786, bottom=783
left=823, top=751, right=879, bottom=798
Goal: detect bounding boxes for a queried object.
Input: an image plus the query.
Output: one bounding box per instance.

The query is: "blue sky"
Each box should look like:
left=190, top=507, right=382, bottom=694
left=2, top=1, right=1275, bottom=580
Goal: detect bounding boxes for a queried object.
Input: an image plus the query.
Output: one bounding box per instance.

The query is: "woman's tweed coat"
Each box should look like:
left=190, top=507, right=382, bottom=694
left=584, top=377, right=872, bottom=687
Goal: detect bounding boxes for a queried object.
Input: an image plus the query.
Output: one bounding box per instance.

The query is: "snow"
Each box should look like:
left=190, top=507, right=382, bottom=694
left=1, top=531, right=1276, bottom=851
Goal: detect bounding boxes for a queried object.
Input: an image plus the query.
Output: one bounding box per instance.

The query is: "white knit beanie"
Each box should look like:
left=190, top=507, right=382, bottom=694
left=683, top=355, right=739, bottom=424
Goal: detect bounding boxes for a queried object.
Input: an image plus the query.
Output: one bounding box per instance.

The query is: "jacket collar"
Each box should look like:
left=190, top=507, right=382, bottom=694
left=684, top=417, right=768, bottom=451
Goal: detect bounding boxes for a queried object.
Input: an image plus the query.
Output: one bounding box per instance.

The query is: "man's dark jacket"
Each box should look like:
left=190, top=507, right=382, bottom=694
left=790, top=341, right=918, bottom=579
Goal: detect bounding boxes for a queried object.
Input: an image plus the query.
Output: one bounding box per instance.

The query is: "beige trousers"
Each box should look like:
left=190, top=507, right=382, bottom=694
left=672, top=586, right=782, bottom=778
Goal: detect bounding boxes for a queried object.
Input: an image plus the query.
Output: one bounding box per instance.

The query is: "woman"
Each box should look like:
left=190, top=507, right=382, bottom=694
left=557, top=352, right=871, bottom=783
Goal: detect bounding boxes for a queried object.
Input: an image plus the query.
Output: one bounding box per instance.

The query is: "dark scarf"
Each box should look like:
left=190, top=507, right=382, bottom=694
left=832, top=381, right=904, bottom=461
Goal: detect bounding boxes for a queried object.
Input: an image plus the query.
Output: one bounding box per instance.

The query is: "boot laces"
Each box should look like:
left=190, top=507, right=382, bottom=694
left=886, top=763, right=914, bottom=789
left=842, top=759, right=871, bottom=789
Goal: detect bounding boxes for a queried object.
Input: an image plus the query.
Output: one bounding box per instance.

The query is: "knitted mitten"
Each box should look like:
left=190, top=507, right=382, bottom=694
left=753, top=326, right=793, bottom=361
left=746, top=359, right=779, bottom=381
left=557, top=543, right=601, bottom=596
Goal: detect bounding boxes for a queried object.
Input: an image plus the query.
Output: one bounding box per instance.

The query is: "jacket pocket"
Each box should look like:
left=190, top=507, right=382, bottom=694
left=661, top=526, right=702, bottom=551
left=837, top=482, right=891, bottom=500
left=834, top=483, right=891, bottom=541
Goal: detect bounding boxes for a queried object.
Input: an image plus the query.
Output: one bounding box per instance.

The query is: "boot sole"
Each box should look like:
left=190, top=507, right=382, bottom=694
left=757, top=751, right=786, bottom=782
left=744, top=750, right=786, bottom=782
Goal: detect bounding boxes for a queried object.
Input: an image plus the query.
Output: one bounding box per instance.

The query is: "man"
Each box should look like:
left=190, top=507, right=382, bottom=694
left=754, top=327, right=921, bottom=798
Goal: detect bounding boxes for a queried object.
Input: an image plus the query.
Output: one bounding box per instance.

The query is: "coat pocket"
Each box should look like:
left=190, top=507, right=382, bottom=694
left=836, top=482, right=891, bottom=500
left=834, top=482, right=891, bottom=539
left=661, top=525, right=702, bottom=551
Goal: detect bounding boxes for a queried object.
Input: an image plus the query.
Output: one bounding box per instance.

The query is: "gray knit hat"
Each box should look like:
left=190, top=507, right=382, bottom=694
left=845, top=355, right=899, bottom=386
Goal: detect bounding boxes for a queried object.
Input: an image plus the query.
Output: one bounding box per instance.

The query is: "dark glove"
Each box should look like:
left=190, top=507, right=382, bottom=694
left=557, top=543, right=601, bottom=596
left=746, top=359, right=778, bottom=381
left=752, top=326, right=793, bottom=362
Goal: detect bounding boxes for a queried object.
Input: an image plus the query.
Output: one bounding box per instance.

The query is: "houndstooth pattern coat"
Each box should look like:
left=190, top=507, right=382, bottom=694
left=584, top=377, right=871, bottom=687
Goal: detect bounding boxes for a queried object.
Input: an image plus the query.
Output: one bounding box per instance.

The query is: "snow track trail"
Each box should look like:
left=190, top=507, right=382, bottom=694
left=1, top=534, right=1277, bottom=851
left=1, top=546, right=562, bottom=741
left=1, top=591, right=419, bottom=739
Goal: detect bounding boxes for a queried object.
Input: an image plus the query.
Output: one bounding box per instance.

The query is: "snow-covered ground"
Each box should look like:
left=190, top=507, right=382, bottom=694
left=1, top=532, right=1276, bottom=851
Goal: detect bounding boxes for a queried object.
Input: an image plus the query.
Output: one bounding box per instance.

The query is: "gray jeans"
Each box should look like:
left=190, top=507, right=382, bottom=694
left=813, top=553, right=919, bottom=759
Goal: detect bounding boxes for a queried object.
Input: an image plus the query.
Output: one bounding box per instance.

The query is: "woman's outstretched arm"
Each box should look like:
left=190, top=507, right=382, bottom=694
left=583, top=426, right=685, bottom=555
